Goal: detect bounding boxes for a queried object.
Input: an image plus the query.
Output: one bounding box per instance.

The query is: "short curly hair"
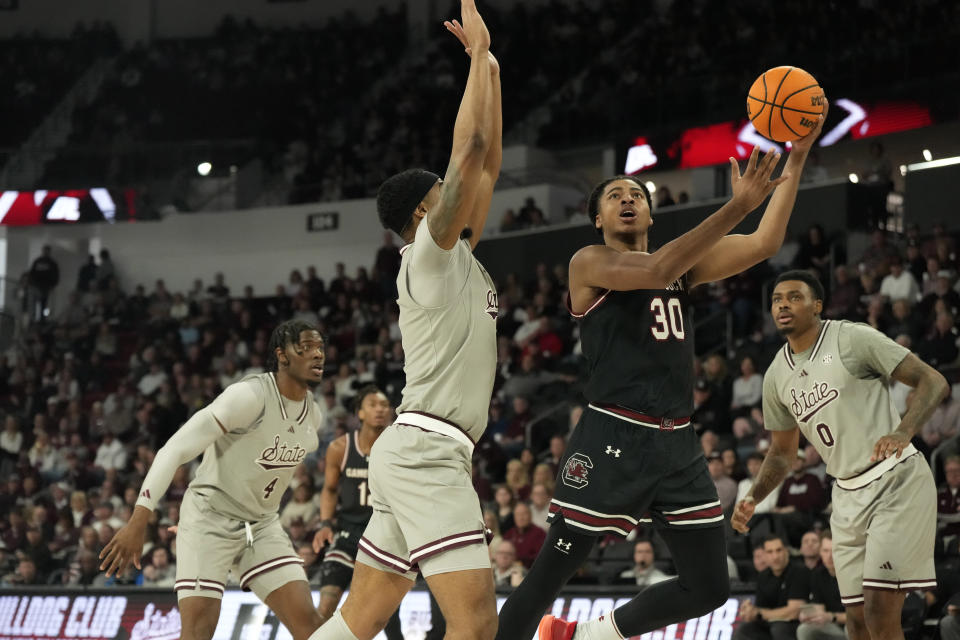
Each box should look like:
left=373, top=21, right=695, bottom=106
left=586, top=175, right=652, bottom=238
left=376, top=169, right=440, bottom=236
left=268, top=320, right=323, bottom=371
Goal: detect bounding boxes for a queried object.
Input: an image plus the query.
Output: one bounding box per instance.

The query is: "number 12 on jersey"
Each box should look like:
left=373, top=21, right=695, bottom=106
left=358, top=481, right=369, bottom=507
left=650, top=297, right=685, bottom=341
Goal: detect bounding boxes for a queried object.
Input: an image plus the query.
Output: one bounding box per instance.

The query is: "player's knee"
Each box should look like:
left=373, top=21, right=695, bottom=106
left=862, top=598, right=896, bottom=636
left=181, top=618, right=218, bottom=640
left=446, top=606, right=497, bottom=640
left=685, top=558, right=729, bottom=611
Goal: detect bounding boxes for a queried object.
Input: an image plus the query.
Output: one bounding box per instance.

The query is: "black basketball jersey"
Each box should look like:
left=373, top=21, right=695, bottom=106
left=574, top=274, right=695, bottom=417
left=337, top=431, right=373, bottom=528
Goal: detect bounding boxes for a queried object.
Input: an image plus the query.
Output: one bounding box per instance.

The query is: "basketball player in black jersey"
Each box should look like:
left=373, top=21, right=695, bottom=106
left=312, top=386, right=402, bottom=640
left=498, top=105, right=828, bottom=640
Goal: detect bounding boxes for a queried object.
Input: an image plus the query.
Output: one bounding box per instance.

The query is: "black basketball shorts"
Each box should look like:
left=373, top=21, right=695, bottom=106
left=547, top=404, right=723, bottom=536
left=319, top=523, right=365, bottom=590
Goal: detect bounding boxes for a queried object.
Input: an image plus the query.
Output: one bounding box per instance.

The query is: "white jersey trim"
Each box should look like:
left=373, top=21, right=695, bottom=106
left=835, top=444, right=918, bottom=491
left=395, top=411, right=474, bottom=453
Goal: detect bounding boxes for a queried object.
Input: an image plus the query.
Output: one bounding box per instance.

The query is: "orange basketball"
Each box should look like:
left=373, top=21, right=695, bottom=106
left=746, top=66, right=824, bottom=142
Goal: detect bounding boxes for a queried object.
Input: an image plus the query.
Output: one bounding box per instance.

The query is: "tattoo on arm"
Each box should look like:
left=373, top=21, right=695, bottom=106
left=428, top=164, right=464, bottom=242
left=891, top=354, right=948, bottom=439
left=749, top=452, right=792, bottom=503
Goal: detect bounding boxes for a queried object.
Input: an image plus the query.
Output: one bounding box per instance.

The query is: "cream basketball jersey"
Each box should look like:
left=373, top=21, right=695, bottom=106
left=763, top=320, right=910, bottom=480
left=190, top=373, right=321, bottom=521
left=395, top=218, right=498, bottom=442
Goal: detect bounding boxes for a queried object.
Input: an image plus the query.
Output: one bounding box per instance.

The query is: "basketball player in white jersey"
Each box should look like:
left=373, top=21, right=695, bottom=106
left=733, top=271, right=945, bottom=640
left=99, top=320, right=326, bottom=640
left=307, top=2, right=501, bottom=640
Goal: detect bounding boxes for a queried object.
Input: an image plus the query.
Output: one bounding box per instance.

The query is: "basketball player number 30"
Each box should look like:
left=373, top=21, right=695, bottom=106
left=650, top=298, right=685, bottom=341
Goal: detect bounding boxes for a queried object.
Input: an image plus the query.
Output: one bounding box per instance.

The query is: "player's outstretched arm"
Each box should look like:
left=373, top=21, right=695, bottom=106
left=873, top=353, right=949, bottom=461
left=571, top=147, right=786, bottom=293
left=428, top=0, right=492, bottom=250
left=731, top=428, right=799, bottom=534
left=688, top=100, right=828, bottom=287
left=444, top=19, right=502, bottom=249
left=313, top=436, right=346, bottom=553
left=99, top=407, right=226, bottom=576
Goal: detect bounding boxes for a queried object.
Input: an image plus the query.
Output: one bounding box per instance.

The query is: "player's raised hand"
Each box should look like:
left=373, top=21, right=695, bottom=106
left=313, top=526, right=335, bottom=554
left=444, top=19, right=499, bottom=74
left=729, top=146, right=789, bottom=214
left=791, top=98, right=829, bottom=153
left=731, top=497, right=756, bottom=534
left=871, top=430, right=911, bottom=462
left=99, top=520, right=146, bottom=577
left=460, top=0, right=491, bottom=52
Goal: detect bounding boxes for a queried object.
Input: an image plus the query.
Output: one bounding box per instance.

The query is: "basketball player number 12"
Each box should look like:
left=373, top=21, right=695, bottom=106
left=650, top=298, right=685, bottom=341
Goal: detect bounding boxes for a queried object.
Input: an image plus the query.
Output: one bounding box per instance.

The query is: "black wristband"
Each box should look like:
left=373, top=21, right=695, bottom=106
left=319, top=520, right=334, bottom=530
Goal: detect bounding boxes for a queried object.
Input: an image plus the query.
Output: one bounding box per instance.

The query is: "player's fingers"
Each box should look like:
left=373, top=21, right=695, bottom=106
left=729, top=157, right=741, bottom=184
left=871, top=440, right=883, bottom=462
left=746, top=145, right=760, bottom=173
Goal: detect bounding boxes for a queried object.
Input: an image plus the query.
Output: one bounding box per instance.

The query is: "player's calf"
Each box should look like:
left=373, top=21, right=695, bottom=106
left=863, top=591, right=906, bottom=640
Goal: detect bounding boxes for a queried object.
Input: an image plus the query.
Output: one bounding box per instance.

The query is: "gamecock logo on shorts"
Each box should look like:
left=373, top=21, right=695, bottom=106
left=562, top=453, right=594, bottom=490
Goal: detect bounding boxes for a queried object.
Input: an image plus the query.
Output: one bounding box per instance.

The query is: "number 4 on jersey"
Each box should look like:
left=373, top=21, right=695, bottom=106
left=263, top=477, right=279, bottom=499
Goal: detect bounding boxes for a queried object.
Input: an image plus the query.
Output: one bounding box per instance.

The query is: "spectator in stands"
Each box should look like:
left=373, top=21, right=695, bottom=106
left=503, top=502, right=546, bottom=569
left=140, top=546, right=176, bottom=587
left=281, top=481, right=318, bottom=529
left=793, top=225, right=831, bottom=277
left=775, top=451, right=826, bottom=546
left=692, top=378, right=727, bottom=435
left=0, top=416, right=23, bottom=477
left=93, top=433, right=127, bottom=475
left=657, top=187, right=676, bottom=208
left=731, top=356, right=763, bottom=416
left=708, top=451, right=738, bottom=513
left=886, top=300, right=921, bottom=343
left=29, top=245, right=60, bottom=321
left=492, top=540, right=526, bottom=588
left=505, top=459, right=532, bottom=502
left=616, top=539, right=672, bottom=587
left=879, top=255, right=920, bottom=303
left=494, top=485, right=516, bottom=533
left=529, top=483, right=551, bottom=531
left=734, top=535, right=810, bottom=640
left=918, top=311, right=960, bottom=368
left=1, top=558, right=39, bottom=587
left=919, top=392, right=960, bottom=450
left=824, top=266, right=861, bottom=320
left=799, top=531, right=821, bottom=570
left=938, top=456, right=960, bottom=538
left=797, top=531, right=845, bottom=640
left=537, top=434, right=566, bottom=474
left=66, top=549, right=102, bottom=586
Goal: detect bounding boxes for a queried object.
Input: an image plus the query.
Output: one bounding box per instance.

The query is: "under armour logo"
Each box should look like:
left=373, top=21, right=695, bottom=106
left=288, top=426, right=295, bottom=433
left=822, top=354, right=833, bottom=365
left=799, top=369, right=808, bottom=377
left=140, top=489, right=151, bottom=499
left=605, top=446, right=621, bottom=457
left=555, top=539, right=572, bottom=554
left=880, top=561, right=893, bottom=570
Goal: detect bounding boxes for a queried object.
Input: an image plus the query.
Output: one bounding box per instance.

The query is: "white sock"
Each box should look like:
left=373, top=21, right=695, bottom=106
left=307, top=610, right=360, bottom=640
left=572, top=611, right=624, bottom=640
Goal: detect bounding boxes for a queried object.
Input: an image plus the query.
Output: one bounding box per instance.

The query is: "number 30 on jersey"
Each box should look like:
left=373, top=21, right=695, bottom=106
left=650, top=297, right=685, bottom=341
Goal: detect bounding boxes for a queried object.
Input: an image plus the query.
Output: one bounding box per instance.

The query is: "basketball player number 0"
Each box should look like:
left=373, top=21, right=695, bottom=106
left=650, top=298, right=685, bottom=340
left=816, top=423, right=835, bottom=447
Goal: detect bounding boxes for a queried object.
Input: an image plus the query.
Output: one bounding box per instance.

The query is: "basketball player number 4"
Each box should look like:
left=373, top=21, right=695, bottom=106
left=263, top=477, right=279, bottom=499
left=650, top=298, right=685, bottom=341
